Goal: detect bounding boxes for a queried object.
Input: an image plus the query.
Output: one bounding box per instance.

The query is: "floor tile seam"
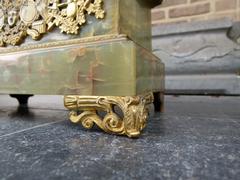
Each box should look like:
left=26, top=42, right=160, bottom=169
left=158, top=114, right=240, bottom=123
left=0, top=120, right=66, bottom=140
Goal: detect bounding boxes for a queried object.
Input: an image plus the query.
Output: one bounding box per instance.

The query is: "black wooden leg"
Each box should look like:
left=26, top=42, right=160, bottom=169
left=10, top=94, right=33, bottom=106
left=153, top=92, right=164, bottom=112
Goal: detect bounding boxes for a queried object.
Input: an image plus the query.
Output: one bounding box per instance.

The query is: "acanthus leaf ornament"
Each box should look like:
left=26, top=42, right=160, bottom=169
left=0, top=0, right=105, bottom=47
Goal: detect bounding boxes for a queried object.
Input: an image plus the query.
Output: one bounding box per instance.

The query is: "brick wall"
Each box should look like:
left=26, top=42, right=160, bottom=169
left=152, top=0, right=240, bottom=25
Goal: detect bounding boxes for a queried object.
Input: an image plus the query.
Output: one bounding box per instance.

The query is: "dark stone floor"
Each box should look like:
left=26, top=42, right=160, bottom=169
left=0, top=95, right=239, bottom=180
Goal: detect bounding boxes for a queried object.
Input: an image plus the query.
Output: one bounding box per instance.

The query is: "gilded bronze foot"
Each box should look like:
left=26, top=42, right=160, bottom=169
left=64, top=93, right=154, bottom=138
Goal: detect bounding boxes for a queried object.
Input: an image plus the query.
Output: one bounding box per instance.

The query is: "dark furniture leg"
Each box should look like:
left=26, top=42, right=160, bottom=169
left=153, top=92, right=164, bottom=112
left=10, top=94, right=33, bottom=106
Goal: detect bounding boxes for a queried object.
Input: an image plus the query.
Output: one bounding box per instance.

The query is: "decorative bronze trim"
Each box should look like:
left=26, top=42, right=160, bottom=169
left=0, top=34, right=127, bottom=54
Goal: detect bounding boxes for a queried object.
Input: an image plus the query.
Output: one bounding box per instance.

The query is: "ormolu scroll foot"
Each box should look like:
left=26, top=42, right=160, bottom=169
left=64, top=93, right=154, bottom=138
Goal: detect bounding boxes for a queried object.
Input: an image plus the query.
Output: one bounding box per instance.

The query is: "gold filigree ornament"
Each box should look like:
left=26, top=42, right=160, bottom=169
left=0, top=0, right=105, bottom=47
left=47, top=0, right=105, bottom=34
left=64, top=93, right=154, bottom=138
left=0, top=0, right=46, bottom=46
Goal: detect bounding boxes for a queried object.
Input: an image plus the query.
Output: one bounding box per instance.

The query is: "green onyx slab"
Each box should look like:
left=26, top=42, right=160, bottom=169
left=0, top=38, right=164, bottom=96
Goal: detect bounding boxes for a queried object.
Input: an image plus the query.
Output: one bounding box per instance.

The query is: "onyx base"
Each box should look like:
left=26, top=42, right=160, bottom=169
left=0, top=39, right=164, bottom=96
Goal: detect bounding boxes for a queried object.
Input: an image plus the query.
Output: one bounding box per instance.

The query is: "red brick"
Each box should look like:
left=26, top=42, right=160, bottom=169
left=155, top=0, right=187, bottom=8
left=191, top=0, right=208, bottom=3
left=152, top=10, right=166, bottom=21
left=169, top=3, right=210, bottom=18
left=216, top=0, right=237, bottom=11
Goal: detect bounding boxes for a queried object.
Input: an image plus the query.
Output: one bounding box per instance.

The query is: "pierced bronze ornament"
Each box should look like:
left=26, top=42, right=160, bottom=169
left=64, top=93, right=154, bottom=138
left=0, top=0, right=105, bottom=46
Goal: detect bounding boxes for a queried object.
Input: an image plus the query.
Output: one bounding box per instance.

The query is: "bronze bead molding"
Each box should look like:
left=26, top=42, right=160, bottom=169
left=0, top=0, right=105, bottom=47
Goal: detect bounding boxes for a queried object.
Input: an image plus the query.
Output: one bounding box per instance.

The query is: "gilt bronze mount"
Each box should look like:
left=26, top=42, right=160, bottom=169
left=64, top=93, right=154, bottom=138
